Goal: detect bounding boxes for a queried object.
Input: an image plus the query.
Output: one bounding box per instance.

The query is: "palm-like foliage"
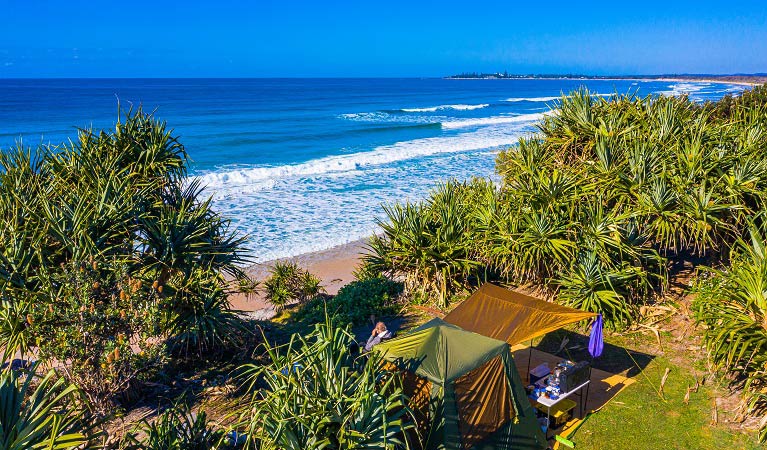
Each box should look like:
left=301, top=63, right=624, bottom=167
left=263, top=262, right=324, bottom=311
left=162, top=269, right=249, bottom=356
left=557, top=251, right=644, bottom=326
left=695, top=222, right=767, bottom=441
left=365, top=181, right=483, bottom=307
left=140, top=180, right=247, bottom=282
left=367, top=85, right=767, bottom=328
left=0, top=367, right=95, bottom=449
left=0, top=108, right=250, bottom=408
left=123, top=405, right=225, bottom=450
left=237, top=315, right=414, bottom=449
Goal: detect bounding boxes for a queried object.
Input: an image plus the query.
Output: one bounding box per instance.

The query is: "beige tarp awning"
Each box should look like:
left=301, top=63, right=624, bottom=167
left=443, top=283, right=596, bottom=346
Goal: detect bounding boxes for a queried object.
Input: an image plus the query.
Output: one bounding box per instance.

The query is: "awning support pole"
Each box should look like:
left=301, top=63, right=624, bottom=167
left=527, top=339, right=533, bottom=382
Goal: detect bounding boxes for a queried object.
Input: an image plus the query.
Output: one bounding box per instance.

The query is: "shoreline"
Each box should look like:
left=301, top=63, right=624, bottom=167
left=446, top=76, right=764, bottom=87
left=615, top=76, right=761, bottom=87
left=228, top=238, right=369, bottom=315
left=224, top=77, right=762, bottom=316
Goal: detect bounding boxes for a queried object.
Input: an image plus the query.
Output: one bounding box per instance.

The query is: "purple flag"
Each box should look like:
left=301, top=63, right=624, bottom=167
left=588, top=314, right=604, bottom=358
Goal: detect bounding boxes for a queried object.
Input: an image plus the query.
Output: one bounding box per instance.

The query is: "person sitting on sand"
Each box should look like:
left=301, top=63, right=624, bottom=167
left=364, top=321, right=393, bottom=352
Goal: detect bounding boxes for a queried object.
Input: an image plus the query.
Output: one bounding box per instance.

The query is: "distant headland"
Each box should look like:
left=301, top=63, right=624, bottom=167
left=446, top=72, right=767, bottom=86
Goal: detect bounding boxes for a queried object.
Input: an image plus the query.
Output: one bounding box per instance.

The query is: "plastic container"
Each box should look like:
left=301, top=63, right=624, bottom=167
left=530, top=363, right=550, bottom=384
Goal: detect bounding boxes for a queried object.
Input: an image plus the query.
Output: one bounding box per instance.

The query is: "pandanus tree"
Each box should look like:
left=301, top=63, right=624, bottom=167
left=237, top=316, right=415, bottom=449
left=0, top=367, right=96, bottom=449
left=695, top=222, right=767, bottom=441
left=365, top=180, right=482, bottom=307
left=0, top=108, right=250, bottom=410
left=367, top=86, right=767, bottom=325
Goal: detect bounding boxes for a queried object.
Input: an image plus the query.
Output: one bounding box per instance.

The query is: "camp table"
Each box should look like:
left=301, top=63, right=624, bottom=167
left=530, top=379, right=590, bottom=439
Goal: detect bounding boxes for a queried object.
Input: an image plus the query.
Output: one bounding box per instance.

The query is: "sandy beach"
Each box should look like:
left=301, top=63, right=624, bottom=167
left=228, top=239, right=368, bottom=315
left=651, top=77, right=765, bottom=86
left=447, top=76, right=767, bottom=87
left=224, top=76, right=767, bottom=317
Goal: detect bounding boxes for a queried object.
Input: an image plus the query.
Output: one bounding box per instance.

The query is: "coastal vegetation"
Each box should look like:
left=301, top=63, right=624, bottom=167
left=124, top=404, right=225, bottom=449
left=0, top=367, right=95, bottom=448
left=0, top=109, right=257, bottom=446
left=263, top=261, right=324, bottom=312
left=693, top=223, right=767, bottom=441
left=291, top=276, right=404, bottom=328
left=366, top=84, right=767, bottom=438
left=0, top=109, right=414, bottom=449
left=236, top=316, right=414, bottom=449
left=3, top=85, right=767, bottom=447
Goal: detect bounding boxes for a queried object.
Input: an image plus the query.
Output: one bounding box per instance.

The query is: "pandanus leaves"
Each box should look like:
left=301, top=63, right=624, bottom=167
left=0, top=367, right=94, bottom=450
left=238, top=316, right=414, bottom=449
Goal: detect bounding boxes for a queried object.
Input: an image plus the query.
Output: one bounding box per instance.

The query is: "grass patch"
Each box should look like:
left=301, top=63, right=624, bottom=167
left=572, top=354, right=759, bottom=449
left=533, top=326, right=759, bottom=448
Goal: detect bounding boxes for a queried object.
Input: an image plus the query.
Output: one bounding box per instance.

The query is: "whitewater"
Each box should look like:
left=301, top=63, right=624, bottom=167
left=0, top=78, right=747, bottom=261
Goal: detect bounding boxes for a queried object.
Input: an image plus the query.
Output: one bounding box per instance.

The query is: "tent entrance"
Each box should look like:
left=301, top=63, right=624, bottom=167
left=398, top=367, right=432, bottom=444
left=376, top=318, right=548, bottom=450
left=454, top=354, right=514, bottom=449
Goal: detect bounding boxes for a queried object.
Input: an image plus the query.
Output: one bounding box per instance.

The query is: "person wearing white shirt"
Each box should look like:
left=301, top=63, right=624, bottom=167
left=364, top=321, right=393, bottom=352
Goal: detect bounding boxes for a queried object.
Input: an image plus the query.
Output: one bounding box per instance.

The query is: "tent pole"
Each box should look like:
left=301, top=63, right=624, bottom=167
left=527, top=339, right=533, bottom=382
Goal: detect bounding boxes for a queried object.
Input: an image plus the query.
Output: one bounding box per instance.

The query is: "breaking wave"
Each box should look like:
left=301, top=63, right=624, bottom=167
left=400, top=103, right=490, bottom=112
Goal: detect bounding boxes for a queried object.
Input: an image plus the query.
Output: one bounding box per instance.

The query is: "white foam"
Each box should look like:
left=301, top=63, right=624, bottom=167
left=197, top=113, right=545, bottom=193
left=659, top=82, right=709, bottom=97
left=441, top=112, right=548, bottom=129
left=202, top=122, right=532, bottom=261
left=725, top=85, right=747, bottom=93
left=504, top=96, right=561, bottom=102
left=505, top=94, right=611, bottom=103
left=401, top=103, right=489, bottom=112
left=339, top=111, right=443, bottom=125
left=208, top=148, right=505, bottom=262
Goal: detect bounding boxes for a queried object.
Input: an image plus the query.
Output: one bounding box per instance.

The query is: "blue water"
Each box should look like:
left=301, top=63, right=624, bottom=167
left=0, top=78, right=746, bottom=261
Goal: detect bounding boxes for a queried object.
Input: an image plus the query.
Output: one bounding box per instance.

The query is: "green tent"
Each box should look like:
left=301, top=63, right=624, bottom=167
left=374, top=318, right=547, bottom=450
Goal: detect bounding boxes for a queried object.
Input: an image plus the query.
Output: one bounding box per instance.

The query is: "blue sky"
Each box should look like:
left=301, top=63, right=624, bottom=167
left=2, top=0, right=766, bottom=77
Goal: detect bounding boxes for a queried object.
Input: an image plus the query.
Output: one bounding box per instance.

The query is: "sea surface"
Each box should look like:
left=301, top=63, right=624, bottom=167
left=0, top=78, right=746, bottom=262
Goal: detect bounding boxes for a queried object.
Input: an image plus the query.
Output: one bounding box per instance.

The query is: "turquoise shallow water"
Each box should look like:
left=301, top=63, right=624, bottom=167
left=0, top=78, right=746, bottom=261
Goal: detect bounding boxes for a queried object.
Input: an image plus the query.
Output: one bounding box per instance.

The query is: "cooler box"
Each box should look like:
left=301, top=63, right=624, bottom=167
left=559, top=361, right=591, bottom=393
left=530, top=398, right=577, bottom=428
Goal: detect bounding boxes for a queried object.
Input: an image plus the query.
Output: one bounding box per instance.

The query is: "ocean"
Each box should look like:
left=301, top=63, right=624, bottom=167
left=0, top=78, right=746, bottom=262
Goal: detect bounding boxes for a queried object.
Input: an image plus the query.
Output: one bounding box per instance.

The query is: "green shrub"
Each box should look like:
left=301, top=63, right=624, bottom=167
left=0, top=108, right=249, bottom=410
left=237, top=315, right=414, bottom=449
left=0, top=366, right=96, bottom=449
left=706, top=83, right=767, bottom=120
left=292, top=277, right=403, bottom=327
left=694, top=223, right=767, bottom=442
left=263, top=262, right=323, bottom=311
left=123, top=404, right=226, bottom=450
left=8, top=260, right=166, bottom=410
